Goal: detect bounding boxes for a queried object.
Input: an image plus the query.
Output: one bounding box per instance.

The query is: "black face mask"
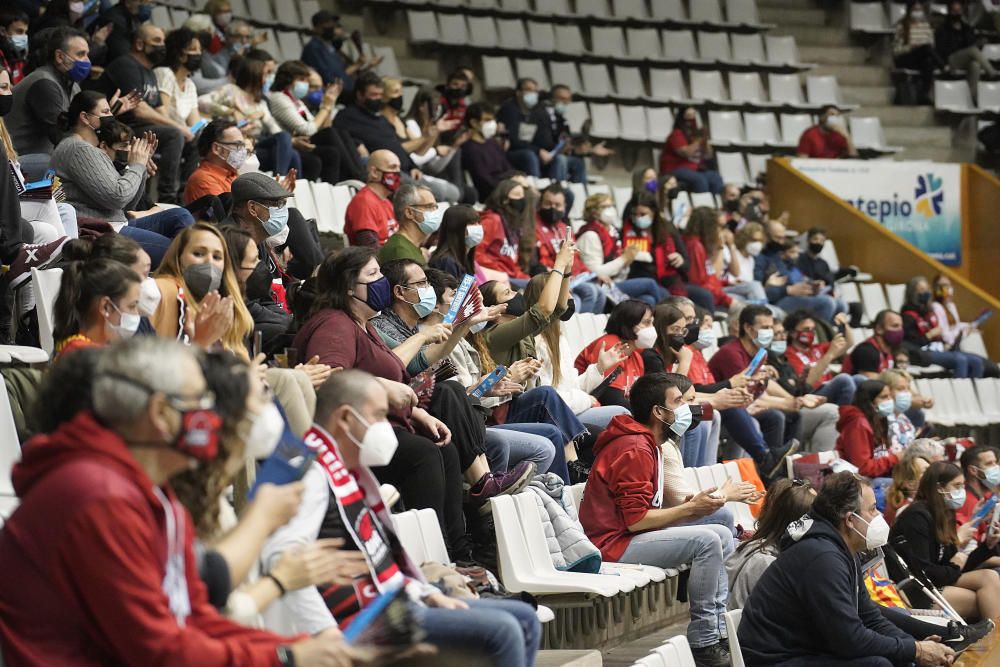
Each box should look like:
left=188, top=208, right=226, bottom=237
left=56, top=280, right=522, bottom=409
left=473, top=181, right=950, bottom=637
left=684, top=322, right=700, bottom=345
left=539, top=207, right=564, bottom=226
left=723, top=199, right=740, bottom=213
left=507, top=198, right=527, bottom=214
left=667, top=334, right=686, bottom=352
left=0, top=94, right=11, bottom=117
left=444, top=87, right=466, bottom=101
left=387, top=95, right=404, bottom=112
left=689, top=402, right=705, bottom=428
left=665, top=186, right=679, bottom=200
left=765, top=240, right=785, bottom=255
left=808, top=242, right=825, bottom=256
left=559, top=297, right=576, bottom=321
left=504, top=293, right=527, bottom=317
left=113, top=149, right=130, bottom=170
left=917, top=291, right=932, bottom=305
left=363, top=97, right=384, bottom=113
left=185, top=53, right=203, bottom=71
left=146, top=45, right=167, bottom=66
left=93, top=114, right=117, bottom=145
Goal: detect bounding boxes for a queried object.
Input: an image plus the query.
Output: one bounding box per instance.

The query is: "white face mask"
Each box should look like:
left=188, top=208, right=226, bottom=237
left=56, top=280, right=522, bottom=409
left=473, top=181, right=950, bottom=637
left=600, top=206, right=620, bottom=227
left=746, top=241, right=764, bottom=257
left=105, top=302, right=140, bottom=340
left=265, top=223, right=290, bottom=249
left=480, top=119, right=498, bottom=139
left=238, top=152, right=261, bottom=174
left=245, top=401, right=285, bottom=460
left=825, top=114, right=846, bottom=131
left=138, top=276, right=162, bottom=318
left=634, top=325, right=657, bottom=350
left=348, top=407, right=399, bottom=468
left=850, top=512, right=890, bottom=550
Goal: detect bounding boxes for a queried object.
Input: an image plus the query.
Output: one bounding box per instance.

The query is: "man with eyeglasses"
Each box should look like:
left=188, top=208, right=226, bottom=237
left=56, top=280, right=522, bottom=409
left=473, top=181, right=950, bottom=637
left=377, top=183, right=439, bottom=266
left=183, top=119, right=247, bottom=205
left=193, top=19, right=255, bottom=94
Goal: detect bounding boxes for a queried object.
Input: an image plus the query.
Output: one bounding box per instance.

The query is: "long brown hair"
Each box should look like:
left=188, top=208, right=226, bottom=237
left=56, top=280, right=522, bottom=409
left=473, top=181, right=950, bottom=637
left=524, top=273, right=561, bottom=381
left=154, top=222, right=253, bottom=359
left=736, top=479, right=816, bottom=554
left=914, top=461, right=962, bottom=545
left=652, top=303, right=686, bottom=368
left=686, top=206, right=722, bottom=253
left=887, top=455, right=928, bottom=518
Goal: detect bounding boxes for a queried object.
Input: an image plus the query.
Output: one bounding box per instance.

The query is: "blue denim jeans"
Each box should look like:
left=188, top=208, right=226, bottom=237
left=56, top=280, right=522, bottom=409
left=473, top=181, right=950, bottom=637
left=682, top=411, right=722, bottom=467
left=492, top=422, right=568, bottom=482
left=813, top=373, right=857, bottom=406
left=578, top=404, right=630, bottom=427
left=923, top=348, right=985, bottom=378
left=121, top=207, right=195, bottom=267
left=507, top=148, right=541, bottom=177
left=719, top=407, right=770, bottom=462
left=670, top=167, right=724, bottom=195
left=256, top=131, right=302, bottom=176
left=615, top=277, right=667, bottom=306
left=485, top=425, right=557, bottom=474
left=416, top=597, right=541, bottom=667
left=723, top=280, right=768, bottom=303
left=572, top=281, right=607, bottom=314
left=507, top=386, right=586, bottom=445
left=619, top=522, right=732, bottom=647
left=679, top=506, right=737, bottom=537
left=776, top=294, right=841, bottom=323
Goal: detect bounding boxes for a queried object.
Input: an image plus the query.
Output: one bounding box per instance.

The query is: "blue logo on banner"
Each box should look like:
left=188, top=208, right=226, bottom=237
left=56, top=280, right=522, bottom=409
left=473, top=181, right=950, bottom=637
left=914, top=173, right=944, bottom=217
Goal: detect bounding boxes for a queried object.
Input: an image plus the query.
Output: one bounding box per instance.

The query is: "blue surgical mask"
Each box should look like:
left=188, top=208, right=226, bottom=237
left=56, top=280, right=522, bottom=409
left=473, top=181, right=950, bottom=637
left=894, top=390, right=912, bottom=413
left=465, top=224, right=484, bottom=248
left=136, top=4, right=152, bottom=21
left=634, top=215, right=653, bottom=230
left=771, top=340, right=787, bottom=355
left=694, top=328, right=716, bottom=350
left=263, top=74, right=275, bottom=95
left=943, top=488, right=966, bottom=510
left=259, top=204, right=289, bottom=236
left=10, top=34, right=28, bottom=53
left=65, top=56, right=92, bottom=83
left=753, top=327, right=774, bottom=348
left=305, top=89, right=324, bottom=108
left=554, top=101, right=568, bottom=115
left=981, top=466, right=1000, bottom=489
left=522, top=91, right=539, bottom=108
left=877, top=399, right=895, bottom=417
left=417, top=207, right=443, bottom=234
left=664, top=402, right=693, bottom=438
left=409, top=285, right=438, bottom=319
left=292, top=81, right=310, bottom=99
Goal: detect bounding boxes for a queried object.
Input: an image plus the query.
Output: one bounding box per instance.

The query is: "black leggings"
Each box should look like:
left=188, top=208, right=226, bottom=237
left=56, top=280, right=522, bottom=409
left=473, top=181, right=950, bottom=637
left=428, top=379, right=487, bottom=472
left=297, top=126, right=365, bottom=184
left=372, top=427, right=469, bottom=562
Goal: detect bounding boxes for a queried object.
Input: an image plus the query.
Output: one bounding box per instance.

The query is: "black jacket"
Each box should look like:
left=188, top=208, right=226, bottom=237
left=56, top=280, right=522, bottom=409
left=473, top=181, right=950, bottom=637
left=739, top=510, right=917, bottom=666
left=797, top=251, right=835, bottom=286
left=935, top=21, right=977, bottom=61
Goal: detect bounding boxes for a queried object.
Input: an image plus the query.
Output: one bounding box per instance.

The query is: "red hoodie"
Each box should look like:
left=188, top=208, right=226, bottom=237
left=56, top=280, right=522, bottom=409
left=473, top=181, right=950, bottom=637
left=835, top=405, right=897, bottom=479
left=0, top=411, right=294, bottom=667
left=579, top=415, right=660, bottom=562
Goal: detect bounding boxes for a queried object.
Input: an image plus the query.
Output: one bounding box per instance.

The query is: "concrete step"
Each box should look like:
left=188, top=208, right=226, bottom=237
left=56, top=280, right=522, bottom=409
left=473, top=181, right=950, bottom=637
left=842, top=84, right=895, bottom=106
left=855, top=105, right=937, bottom=126
left=895, top=145, right=972, bottom=162
left=812, top=65, right=890, bottom=87
left=799, top=45, right=870, bottom=66
left=537, top=650, right=603, bottom=667
left=884, top=125, right=954, bottom=148
left=757, top=0, right=822, bottom=8
left=772, top=25, right=850, bottom=47
left=759, top=5, right=827, bottom=26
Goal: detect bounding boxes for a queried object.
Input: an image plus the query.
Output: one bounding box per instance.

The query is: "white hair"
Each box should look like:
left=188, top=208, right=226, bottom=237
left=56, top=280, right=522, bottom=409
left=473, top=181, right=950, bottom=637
left=93, top=338, right=196, bottom=426
left=902, top=438, right=945, bottom=463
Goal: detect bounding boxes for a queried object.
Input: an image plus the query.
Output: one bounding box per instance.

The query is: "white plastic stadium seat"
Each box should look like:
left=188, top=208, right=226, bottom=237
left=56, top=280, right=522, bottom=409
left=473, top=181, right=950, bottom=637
left=613, top=66, right=646, bottom=99
left=612, top=0, right=649, bottom=19
left=666, top=635, right=697, bottom=667
left=731, top=33, right=766, bottom=64
left=526, top=21, right=554, bottom=52
left=646, top=106, right=674, bottom=140
left=743, top=111, right=783, bottom=146
left=496, top=19, right=528, bottom=50
left=515, top=59, right=549, bottom=89
left=549, top=62, right=583, bottom=94
left=934, top=80, right=976, bottom=113
left=769, top=73, right=806, bottom=107
left=885, top=283, right=906, bottom=312
left=708, top=110, right=745, bottom=145
left=765, top=35, right=804, bottom=66
left=563, top=101, right=590, bottom=134
left=652, top=644, right=679, bottom=665
left=535, top=0, right=570, bottom=12
left=780, top=113, right=813, bottom=145
left=470, top=16, right=499, bottom=49
left=391, top=511, right=428, bottom=564
left=575, top=0, right=608, bottom=17
left=580, top=63, right=614, bottom=98
left=849, top=116, right=902, bottom=152
left=978, top=81, right=1000, bottom=112
left=589, top=102, right=621, bottom=139
left=698, top=31, right=732, bottom=63
left=651, top=0, right=686, bottom=21
left=407, top=11, right=439, bottom=43
left=746, top=153, right=771, bottom=182
left=648, top=69, right=691, bottom=103
left=806, top=75, right=844, bottom=106
left=661, top=30, right=704, bottom=64
left=851, top=1, right=892, bottom=33
left=1, top=373, right=22, bottom=521
left=690, top=70, right=727, bottom=102
left=482, top=56, right=515, bottom=91
left=554, top=24, right=586, bottom=55
left=31, top=267, right=63, bottom=355
left=690, top=0, right=724, bottom=24
left=619, top=105, right=650, bottom=141
left=415, top=508, right=450, bottom=565
left=726, top=0, right=762, bottom=25
left=717, top=152, right=750, bottom=185
left=859, top=283, right=889, bottom=324
left=591, top=26, right=628, bottom=59
left=729, top=72, right=768, bottom=105
left=627, top=28, right=662, bottom=60
left=292, top=180, right=317, bottom=222
left=725, top=609, right=746, bottom=667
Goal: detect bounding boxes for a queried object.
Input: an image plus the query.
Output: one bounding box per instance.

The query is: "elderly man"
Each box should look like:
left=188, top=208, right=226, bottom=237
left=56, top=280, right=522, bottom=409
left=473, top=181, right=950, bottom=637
left=377, top=183, right=439, bottom=266
left=101, top=24, right=191, bottom=203
left=0, top=337, right=352, bottom=665
left=194, top=19, right=254, bottom=93
left=344, top=148, right=401, bottom=248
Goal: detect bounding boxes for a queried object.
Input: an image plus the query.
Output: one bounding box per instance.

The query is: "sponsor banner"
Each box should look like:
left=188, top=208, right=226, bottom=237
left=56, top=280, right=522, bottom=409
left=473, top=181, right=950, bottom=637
left=791, top=159, right=961, bottom=266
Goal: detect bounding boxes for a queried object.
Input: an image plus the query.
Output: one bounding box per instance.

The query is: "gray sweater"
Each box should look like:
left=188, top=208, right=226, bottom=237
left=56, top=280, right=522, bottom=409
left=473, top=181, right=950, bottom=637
left=50, top=135, right=146, bottom=230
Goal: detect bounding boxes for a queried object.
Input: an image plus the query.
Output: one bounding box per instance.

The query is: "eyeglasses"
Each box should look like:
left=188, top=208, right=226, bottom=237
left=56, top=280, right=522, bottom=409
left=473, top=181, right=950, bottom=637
left=403, top=279, right=430, bottom=289
left=791, top=478, right=813, bottom=489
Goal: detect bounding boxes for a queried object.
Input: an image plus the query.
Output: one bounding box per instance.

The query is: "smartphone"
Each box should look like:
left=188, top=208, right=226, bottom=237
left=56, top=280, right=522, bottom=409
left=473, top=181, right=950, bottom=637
left=237, top=119, right=249, bottom=128
left=285, top=347, right=298, bottom=368
left=253, top=331, right=263, bottom=358
left=745, top=348, right=767, bottom=377
left=471, top=365, right=508, bottom=398
left=110, top=99, right=123, bottom=115
left=971, top=496, right=999, bottom=526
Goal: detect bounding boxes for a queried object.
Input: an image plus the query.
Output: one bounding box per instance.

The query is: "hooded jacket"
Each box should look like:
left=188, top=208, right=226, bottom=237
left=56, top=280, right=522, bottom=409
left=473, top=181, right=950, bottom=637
left=836, top=405, right=897, bottom=478
left=738, top=510, right=916, bottom=666
left=579, top=415, right=661, bottom=562
left=0, top=411, right=292, bottom=667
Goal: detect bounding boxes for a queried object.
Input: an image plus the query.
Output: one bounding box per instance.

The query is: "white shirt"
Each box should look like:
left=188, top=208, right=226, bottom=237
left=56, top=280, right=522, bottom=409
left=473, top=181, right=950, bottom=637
left=155, top=67, right=198, bottom=125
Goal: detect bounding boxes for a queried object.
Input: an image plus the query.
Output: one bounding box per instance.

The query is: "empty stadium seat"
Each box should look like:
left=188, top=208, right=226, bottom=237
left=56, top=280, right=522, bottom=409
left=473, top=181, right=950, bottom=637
left=589, top=102, right=621, bottom=139
left=731, top=33, right=767, bottom=64
left=769, top=73, right=807, bottom=108
left=743, top=111, right=784, bottom=146
left=591, top=26, right=628, bottom=59
left=850, top=1, right=893, bottom=33
left=535, top=0, right=570, bottom=12
left=729, top=72, right=768, bottom=105
left=31, top=267, right=63, bottom=355
left=648, top=68, right=692, bottom=103
left=698, top=31, right=733, bottom=63
left=690, top=0, right=724, bottom=25
left=849, top=116, right=902, bottom=153
left=726, top=0, right=763, bottom=26
left=619, top=105, right=650, bottom=142
left=978, top=80, right=1000, bottom=112
left=717, top=152, right=750, bottom=184
left=549, top=61, right=583, bottom=93
left=650, top=0, right=687, bottom=21
left=554, top=24, right=586, bottom=55
left=646, top=106, right=675, bottom=139
left=515, top=58, right=550, bottom=88
left=470, top=16, right=499, bottom=48
left=576, top=0, right=608, bottom=17
left=746, top=153, right=771, bottom=182
left=661, top=30, right=704, bottom=64
left=934, top=80, right=976, bottom=113
left=614, top=66, right=647, bottom=100
left=725, top=609, right=746, bottom=667
left=765, top=35, right=807, bottom=67
left=407, top=10, right=438, bottom=43
left=613, top=0, right=649, bottom=19
left=525, top=21, right=554, bottom=52
left=482, top=55, right=516, bottom=90
left=691, top=70, right=728, bottom=102
left=496, top=18, right=528, bottom=50
left=806, top=75, right=845, bottom=107
left=885, top=283, right=906, bottom=312
left=859, top=283, right=889, bottom=324
left=708, top=110, right=745, bottom=145
left=563, top=100, right=590, bottom=134
left=780, top=113, right=813, bottom=145
left=627, top=27, right=662, bottom=60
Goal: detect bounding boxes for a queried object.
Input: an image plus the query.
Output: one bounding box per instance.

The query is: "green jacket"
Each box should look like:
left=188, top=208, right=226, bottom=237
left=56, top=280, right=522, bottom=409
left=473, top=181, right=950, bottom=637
left=484, top=302, right=566, bottom=371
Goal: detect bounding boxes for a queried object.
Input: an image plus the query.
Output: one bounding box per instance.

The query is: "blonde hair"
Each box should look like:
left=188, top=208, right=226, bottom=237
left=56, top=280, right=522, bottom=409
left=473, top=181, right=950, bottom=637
left=154, top=222, right=253, bottom=360
left=381, top=77, right=403, bottom=98
left=879, top=368, right=910, bottom=391
left=735, top=221, right=764, bottom=250
left=583, top=193, right=612, bottom=223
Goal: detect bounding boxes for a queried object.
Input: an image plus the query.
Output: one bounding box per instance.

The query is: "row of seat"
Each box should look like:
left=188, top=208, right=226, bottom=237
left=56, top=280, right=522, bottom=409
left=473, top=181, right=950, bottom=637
left=935, top=79, right=1000, bottom=114
left=483, top=57, right=846, bottom=114
left=376, top=0, right=770, bottom=32
left=157, top=0, right=321, bottom=32
left=917, top=378, right=1000, bottom=427
left=631, top=609, right=744, bottom=667
left=850, top=1, right=961, bottom=36
left=415, top=16, right=805, bottom=71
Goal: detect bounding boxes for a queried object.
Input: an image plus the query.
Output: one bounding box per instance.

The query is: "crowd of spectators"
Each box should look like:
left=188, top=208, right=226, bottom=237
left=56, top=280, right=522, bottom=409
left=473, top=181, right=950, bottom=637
left=1, top=2, right=1000, bottom=666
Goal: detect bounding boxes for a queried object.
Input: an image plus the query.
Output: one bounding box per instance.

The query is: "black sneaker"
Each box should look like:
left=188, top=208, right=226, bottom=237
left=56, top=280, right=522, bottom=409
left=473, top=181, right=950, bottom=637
left=760, top=438, right=801, bottom=481
left=944, top=618, right=995, bottom=654
left=568, top=459, right=591, bottom=485
left=691, top=642, right=730, bottom=667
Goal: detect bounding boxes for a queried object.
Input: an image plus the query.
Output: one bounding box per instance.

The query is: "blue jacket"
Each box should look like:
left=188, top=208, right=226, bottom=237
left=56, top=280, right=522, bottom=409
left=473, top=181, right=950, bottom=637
left=753, top=248, right=790, bottom=303
left=738, top=510, right=917, bottom=666
left=301, top=36, right=353, bottom=94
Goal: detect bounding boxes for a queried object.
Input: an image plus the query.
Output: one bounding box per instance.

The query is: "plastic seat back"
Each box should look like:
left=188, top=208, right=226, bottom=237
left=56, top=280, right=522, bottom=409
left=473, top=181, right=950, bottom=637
left=31, top=267, right=63, bottom=355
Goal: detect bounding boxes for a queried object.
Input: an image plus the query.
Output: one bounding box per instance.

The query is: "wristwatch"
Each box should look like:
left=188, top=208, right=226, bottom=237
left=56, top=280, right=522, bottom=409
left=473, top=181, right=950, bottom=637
left=276, top=645, right=296, bottom=666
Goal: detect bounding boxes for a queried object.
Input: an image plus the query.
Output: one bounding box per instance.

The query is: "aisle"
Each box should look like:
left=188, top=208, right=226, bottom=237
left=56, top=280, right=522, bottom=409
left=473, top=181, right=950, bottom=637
left=600, top=619, right=688, bottom=667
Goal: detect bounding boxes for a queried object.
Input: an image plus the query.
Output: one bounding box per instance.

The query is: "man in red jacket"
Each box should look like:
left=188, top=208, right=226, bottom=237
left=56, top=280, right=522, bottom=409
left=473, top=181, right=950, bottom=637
left=579, top=372, right=733, bottom=667
left=0, top=337, right=352, bottom=667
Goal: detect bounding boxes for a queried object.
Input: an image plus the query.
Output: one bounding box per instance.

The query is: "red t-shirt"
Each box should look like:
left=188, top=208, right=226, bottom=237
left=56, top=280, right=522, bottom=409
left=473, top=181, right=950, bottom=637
left=785, top=342, right=832, bottom=387
left=575, top=334, right=645, bottom=392
left=707, top=339, right=754, bottom=384
left=344, top=186, right=397, bottom=247
left=659, top=129, right=703, bottom=174
left=797, top=125, right=848, bottom=159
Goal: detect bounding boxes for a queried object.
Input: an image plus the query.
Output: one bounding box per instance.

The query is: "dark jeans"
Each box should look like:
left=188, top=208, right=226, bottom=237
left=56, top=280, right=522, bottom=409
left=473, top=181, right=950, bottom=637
left=130, top=122, right=183, bottom=204
left=814, top=373, right=857, bottom=406
left=686, top=283, right=716, bottom=312
left=492, top=422, right=569, bottom=483
left=721, top=407, right=798, bottom=463
left=374, top=427, right=469, bottom=562
left=506, top=386, right=586, bottom=446
left=297, top=125, right=366, bottom=184
left=895, top=44, right=945, bottom=91
left=417, top=598, right=540, bottom=667
left=256, top=131, right=301, bottom=176
left=671, top=167, right=724, bottom=194
left=284, top=207, right=324, bottom=280
left=120, top=207, right=195, bottom=268
left=923, top=348, right=985, bottom=378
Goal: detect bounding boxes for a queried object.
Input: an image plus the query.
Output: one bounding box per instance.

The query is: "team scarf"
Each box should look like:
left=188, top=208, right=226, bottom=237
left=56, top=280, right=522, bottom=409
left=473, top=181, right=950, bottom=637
left=304, top=426, right=425, bottom=618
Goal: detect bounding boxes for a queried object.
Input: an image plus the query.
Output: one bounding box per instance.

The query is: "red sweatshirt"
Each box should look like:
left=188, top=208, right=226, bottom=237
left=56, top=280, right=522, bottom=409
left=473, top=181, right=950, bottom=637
left=0, top=411, right=294, bottom=666
left=475, top=209, right=527, bottom=279
left=835, top=405, right=897, bottom=478
left=579, top=415, right=661, bottom=562
left=681, top=235, right=731, bottom=307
